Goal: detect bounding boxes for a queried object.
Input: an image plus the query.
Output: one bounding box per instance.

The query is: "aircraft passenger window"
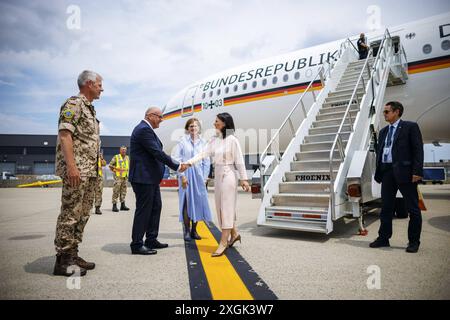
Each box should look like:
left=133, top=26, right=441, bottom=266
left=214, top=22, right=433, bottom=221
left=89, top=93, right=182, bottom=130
left=242, top=83, right=247, bottom=90
left=252, top=81, right=257, bottom=88
left=272, top=76, right=278, bottom=84
left=294, top=72, right=300, bottom=80
left=283, top=74, right=289, bottom=82
left=423, top=44, right=432, bottom=54
left=306, top=69, right=313, bottom=77
left=225, top=87, right=230, bottom=94
left=209, top=91, right=213, bottom=97
left=442, top=40, right=450, bottom=51
left=202, top=93, right=206, bottom=99
left=217, top=89, right=221, bottom=96
left=233, top=84, right=238, bottom=92
left=262, top=79, right=267, bottom=86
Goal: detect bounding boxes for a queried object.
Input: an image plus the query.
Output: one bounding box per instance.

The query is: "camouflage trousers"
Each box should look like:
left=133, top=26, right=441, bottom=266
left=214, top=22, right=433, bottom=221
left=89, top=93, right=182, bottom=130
left=54, top=177, right=96, bottom=255
left=112, top=176, right=127, bottom=204
left=94, top=176, right=104, bottom=207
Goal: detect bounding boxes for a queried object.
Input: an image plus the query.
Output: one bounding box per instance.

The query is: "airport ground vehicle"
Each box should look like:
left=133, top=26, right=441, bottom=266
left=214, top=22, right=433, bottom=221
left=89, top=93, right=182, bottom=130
left=421, top=167, right=446, bottom=184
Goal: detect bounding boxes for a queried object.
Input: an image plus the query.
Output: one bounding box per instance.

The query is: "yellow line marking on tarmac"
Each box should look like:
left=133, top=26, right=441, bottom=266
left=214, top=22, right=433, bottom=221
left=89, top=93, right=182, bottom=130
left=195, top=221, right=253, bottom=300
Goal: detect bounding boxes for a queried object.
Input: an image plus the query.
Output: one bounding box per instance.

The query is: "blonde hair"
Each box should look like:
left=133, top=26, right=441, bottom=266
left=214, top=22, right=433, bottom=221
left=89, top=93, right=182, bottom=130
left=184, top=118, right=201, bottom=133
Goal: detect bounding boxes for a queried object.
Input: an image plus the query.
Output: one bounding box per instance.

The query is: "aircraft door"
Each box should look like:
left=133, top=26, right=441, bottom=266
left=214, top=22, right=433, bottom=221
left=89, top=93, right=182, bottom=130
left=370, top=36, right=400, bottom=57
left=181, top=85, right=198, bottom=117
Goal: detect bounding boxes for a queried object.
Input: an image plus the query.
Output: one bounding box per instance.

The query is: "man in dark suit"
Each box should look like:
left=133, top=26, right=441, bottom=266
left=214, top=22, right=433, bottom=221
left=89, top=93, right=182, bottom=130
left=128, top=107, right=187, bottom=255
left=370, top=101, right=424, bottom=253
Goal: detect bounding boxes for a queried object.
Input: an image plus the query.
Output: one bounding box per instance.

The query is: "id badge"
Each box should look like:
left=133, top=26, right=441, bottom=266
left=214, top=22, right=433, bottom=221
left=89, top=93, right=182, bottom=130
left=383, top=147, right=390, bottom=156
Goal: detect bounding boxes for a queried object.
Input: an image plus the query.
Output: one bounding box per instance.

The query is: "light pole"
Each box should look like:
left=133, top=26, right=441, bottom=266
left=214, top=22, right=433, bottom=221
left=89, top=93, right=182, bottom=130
left=431, top=149, right=436, bottom=163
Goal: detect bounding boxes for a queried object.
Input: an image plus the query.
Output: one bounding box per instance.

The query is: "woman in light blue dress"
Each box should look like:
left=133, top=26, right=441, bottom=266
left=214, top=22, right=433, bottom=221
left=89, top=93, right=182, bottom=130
left=172, top=118, right=212, bottom=241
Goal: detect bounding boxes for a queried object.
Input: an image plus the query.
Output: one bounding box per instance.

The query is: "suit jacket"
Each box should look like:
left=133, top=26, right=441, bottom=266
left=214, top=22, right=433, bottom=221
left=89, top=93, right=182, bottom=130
left=128, top=120, right=179, bottom=185
left=374, top=120, right=424, bottom=184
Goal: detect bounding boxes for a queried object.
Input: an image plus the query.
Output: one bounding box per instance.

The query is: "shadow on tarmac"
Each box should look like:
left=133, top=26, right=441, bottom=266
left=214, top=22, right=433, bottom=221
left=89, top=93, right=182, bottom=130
left=9, top=234, right=46, bottom=240
left=428, top=215, right=450, bottom=233
left=238, top=211, right=381, bottom=243
left=23, top=256, right=54, bottom=276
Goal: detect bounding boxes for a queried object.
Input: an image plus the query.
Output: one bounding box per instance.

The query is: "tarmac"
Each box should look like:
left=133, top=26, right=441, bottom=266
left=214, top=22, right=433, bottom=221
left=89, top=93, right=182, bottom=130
left=0, top=185, right=449, bottom=300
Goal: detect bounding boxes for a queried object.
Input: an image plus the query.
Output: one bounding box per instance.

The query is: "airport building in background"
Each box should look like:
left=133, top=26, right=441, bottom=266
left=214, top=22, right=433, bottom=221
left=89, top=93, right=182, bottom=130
left=0, top=134, right=130, bottom=176
left=0, top=134, right=448, bottom=183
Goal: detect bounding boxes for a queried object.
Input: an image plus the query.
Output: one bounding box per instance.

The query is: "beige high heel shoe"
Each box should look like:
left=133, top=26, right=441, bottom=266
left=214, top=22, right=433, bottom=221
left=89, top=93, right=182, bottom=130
left=211, top=242, right=228, bottom=257
left=228, top=234, right=241, bottom=248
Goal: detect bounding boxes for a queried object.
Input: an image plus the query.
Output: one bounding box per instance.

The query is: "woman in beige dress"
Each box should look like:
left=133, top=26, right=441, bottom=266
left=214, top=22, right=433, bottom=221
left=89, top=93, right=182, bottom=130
left=185, top=113, right=250, bottom=257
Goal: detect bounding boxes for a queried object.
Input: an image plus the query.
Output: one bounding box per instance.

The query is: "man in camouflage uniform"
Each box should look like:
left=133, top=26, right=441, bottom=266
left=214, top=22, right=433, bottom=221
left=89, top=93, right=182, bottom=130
left=54, top=70, right=103, bottom=277
left=93, top=152, right=107, bottom=215
left=109, top=146, right=130, bottom=212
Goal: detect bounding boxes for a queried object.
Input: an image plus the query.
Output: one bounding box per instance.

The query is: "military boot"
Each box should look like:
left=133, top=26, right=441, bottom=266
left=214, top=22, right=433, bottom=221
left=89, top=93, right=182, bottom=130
left=53, top=253, right=87, bottom=277
left=95, top=206, right=102, bottom=215
left=73, top=253, right=95, bottom=270
left=112, top=203, right=119, bottom=212
left=190, top=222, right=202, bottom=240
left=120, top=202, right=130, bottom=211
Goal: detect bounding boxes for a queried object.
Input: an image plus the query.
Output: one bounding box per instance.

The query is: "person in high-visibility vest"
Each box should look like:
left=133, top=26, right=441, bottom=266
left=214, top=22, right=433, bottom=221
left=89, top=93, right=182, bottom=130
left=109, top=146, right=130, bottom=212
left=93, top=153, right=107, bottom=215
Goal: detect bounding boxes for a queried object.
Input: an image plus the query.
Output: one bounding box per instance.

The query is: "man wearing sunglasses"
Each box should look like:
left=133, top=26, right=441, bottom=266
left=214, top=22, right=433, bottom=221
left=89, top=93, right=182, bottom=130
left=371, top=101, right=424, bottom=253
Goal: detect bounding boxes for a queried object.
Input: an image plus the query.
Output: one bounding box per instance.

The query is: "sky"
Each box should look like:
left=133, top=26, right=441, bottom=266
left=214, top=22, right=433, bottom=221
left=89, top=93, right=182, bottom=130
left=0, top=0, right=449, bottom=161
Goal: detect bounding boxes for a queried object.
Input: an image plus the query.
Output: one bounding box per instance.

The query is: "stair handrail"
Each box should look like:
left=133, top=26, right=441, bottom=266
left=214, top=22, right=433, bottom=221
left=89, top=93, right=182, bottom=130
left=259, top=38, right=357, bottom=193
left=259, top=65, right=326, bottom=185
left=328, top=28, right=393, bottom=220
left=344, top=37, right=359, bottom=54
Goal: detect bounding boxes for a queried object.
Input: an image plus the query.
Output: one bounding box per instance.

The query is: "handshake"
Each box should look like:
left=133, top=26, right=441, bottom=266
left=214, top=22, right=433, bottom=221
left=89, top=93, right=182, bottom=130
left=178, top=162, right=192, bottom=173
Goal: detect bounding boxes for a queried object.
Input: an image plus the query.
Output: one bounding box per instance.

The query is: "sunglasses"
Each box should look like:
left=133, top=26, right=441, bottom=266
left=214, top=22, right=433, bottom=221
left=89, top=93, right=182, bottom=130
left=150, top=113, right=163, bottom=119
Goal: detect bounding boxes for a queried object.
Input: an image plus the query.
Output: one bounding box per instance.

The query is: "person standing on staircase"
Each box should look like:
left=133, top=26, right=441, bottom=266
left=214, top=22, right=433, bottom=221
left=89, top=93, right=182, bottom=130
left=93, top=151, right=106, bottom=215
left=357, top=33, right=369, bottom=60
left=109, top=146, right=130, bottom=212
left=172, top=118, right=212, bottom=242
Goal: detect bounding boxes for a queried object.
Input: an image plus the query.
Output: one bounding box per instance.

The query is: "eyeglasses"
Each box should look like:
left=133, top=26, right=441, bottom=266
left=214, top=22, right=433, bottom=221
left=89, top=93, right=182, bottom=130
left=383, top=110, right=392, bottom=114
left=150, top=113, right=163, bottom=119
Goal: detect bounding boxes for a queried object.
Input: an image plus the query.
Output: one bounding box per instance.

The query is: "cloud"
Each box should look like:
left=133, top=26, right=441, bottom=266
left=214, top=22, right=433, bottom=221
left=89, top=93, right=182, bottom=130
left=0, top=80, right=15, bottom=87
left=0, top=0, right=449, bottom=136
left=0, top=112, right=57, bottom=134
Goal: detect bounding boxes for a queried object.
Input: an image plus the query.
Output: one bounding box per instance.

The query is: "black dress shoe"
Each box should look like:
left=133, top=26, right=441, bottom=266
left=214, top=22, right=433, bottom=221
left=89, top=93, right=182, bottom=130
left=131, top=246, right=157, bottom=255
left=406, top=242, right=420, bottom=253
left=146, top=240, right=168, bottom=249
left=369, top=238, right=390, bottom=248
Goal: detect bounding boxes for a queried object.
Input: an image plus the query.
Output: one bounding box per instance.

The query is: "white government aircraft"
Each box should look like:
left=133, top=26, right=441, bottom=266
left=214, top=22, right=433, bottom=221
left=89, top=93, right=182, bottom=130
left=159, top=12, right=450, bottom=164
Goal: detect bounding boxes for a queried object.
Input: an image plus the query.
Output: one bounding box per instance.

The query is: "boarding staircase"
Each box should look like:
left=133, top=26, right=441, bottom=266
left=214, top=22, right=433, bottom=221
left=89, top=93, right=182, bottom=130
left=256, top=30, right=408, bottom=233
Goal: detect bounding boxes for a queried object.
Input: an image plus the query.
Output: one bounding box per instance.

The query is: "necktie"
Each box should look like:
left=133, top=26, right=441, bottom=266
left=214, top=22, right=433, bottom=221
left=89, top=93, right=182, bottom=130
left=383, top=125, right=394, bottom=163
left=386, top=125, right=394, bottom=147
